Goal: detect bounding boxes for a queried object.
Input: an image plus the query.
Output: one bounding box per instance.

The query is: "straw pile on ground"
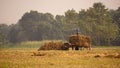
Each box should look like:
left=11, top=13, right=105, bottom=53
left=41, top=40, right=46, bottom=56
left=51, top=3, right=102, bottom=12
left=38, top=40, right=69, bottom=50
left=69, top=34, right=91, bottom=50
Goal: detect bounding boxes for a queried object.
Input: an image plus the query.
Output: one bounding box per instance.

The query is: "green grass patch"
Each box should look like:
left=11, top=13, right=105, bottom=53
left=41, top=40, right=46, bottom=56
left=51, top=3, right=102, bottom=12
left=16, top=41, right=43, bottom=48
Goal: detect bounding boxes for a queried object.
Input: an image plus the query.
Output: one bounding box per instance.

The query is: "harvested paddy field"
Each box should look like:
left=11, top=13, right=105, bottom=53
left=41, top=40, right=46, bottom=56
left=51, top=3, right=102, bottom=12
left=0, top=46, right=120, bottom=68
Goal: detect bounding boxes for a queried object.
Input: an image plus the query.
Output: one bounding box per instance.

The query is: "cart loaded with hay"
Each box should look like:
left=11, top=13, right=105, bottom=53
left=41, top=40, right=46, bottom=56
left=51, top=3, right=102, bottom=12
left=38, top=29, right=91, bottom=51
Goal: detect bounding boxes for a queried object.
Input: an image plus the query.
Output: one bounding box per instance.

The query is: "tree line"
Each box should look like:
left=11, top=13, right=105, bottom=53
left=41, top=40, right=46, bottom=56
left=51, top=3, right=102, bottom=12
left=0, top=2, right=120, bottom=46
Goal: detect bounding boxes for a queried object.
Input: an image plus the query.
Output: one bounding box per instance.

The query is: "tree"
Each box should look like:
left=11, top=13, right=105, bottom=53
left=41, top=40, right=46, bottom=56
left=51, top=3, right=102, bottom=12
left=80, top=2, right=119, bottom=45
left=2, top=3, right=119, bottom=46
left=64, top=9, right=79, bottom=38
left=8, top=24, right=22, bottom=43
left=65, top=9, right=78, bottom=24
left=0, top=24, right=9, bottom=45
left=109, top=7, right=120, bottom=45
left=17, top=10, right=64, bottom=42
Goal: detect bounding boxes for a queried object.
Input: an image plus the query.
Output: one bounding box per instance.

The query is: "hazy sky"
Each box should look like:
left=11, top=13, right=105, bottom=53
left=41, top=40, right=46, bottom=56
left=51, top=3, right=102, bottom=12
left=0, top=0, right=120, bottom=25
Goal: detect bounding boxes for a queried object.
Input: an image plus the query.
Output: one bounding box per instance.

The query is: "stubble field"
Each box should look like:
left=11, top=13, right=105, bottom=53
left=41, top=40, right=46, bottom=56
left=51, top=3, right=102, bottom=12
left=0, top=46, right=120, bottom=68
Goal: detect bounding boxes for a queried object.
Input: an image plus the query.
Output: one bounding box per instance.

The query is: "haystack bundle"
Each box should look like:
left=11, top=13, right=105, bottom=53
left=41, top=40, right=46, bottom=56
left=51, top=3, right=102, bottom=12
left=38, top=41, right=69, bottom=50
left=69, top=34, right=91, bottom=50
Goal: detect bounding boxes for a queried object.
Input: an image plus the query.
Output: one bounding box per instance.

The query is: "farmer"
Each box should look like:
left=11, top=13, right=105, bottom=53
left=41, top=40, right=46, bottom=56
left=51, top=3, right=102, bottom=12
left=76, top=28, right=80, bottom=35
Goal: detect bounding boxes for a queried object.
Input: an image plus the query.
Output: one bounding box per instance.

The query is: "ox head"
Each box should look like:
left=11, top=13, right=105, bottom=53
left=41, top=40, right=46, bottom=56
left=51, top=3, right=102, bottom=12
left=61, top=43, right=71, bottom=50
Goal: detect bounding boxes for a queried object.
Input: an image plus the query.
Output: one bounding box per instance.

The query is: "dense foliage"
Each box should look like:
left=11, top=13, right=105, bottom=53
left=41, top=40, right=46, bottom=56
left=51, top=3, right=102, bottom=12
left=0, top=2, right=120, bottom=46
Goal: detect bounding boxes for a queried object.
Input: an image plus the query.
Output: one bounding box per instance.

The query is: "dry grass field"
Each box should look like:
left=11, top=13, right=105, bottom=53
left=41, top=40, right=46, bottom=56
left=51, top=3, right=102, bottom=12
left=0, top=46, right=120, bottom=68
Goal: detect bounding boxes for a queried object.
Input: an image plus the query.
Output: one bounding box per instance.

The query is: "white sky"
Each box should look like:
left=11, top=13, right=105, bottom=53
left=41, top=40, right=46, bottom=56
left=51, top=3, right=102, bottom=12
left=0, top=0, right=120, bottom=25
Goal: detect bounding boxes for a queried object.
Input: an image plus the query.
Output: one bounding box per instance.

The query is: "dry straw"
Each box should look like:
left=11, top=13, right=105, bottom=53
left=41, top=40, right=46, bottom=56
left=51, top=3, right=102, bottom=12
left=69, top=34, right=91, bottom=50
